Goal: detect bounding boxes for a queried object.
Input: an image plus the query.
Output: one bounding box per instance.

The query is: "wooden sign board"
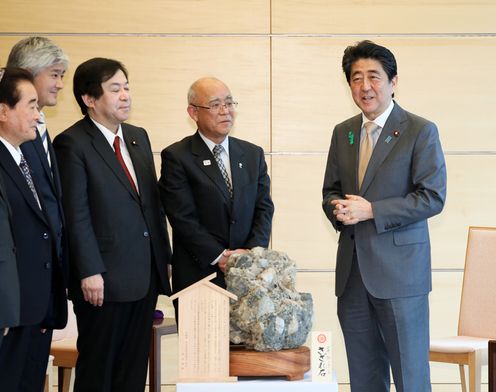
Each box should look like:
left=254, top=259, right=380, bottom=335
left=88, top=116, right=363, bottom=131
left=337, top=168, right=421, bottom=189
left=171, top=273, right=237, bottom=382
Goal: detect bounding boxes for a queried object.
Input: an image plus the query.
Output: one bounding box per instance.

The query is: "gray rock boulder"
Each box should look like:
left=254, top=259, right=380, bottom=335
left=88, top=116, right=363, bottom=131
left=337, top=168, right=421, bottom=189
left=225, top=247, right=313, bottom=351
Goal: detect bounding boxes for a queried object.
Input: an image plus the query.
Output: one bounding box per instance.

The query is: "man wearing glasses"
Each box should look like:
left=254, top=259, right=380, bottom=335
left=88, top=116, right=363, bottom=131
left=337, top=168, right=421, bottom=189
left=159, top=77, right=274, bottom=310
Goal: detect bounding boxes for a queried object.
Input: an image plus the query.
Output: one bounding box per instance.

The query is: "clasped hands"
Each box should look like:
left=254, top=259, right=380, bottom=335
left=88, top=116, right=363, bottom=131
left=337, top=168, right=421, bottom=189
left=218, top=248, right=248, bottom=272
left=331, top=194, right=373, bottom=225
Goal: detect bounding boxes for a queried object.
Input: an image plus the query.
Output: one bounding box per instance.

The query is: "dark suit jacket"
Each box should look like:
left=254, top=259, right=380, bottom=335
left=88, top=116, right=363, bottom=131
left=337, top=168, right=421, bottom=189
left=0, top=143, right=67, bottom=328
left=21, top=132, right=68, bottom=284
left=159, top=131, right=274, bottom=293
left=53, top=116, right=172, bottom=302
left=322, top=103, right=447, bottom=299
left=0, top=174, right=19, bottom=330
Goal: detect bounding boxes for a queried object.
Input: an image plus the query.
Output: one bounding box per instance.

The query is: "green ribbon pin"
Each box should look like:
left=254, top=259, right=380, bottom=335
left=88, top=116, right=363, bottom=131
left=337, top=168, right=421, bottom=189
left=348, top=131, right=354, bottom=145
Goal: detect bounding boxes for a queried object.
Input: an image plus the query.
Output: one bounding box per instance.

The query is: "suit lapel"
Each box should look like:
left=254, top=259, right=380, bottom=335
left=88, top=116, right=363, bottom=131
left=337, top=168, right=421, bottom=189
left=21, top=131, right=58, bottom=194
left=192, top=132, right=231, bottom=203
left=360, top=103, right=407, bottom=194
left=0, top=176, right=10, bottom=213
left=346, top=116, right=362, bottom=193
left=46, top=133, right=63, bottom=198
left=85, top=117, right=140, bottom=203
left=123, top=125, right=151, bottom=200
left=0, top=143, right=47, bottom=222
left=228, top=138, right=248, bottom=206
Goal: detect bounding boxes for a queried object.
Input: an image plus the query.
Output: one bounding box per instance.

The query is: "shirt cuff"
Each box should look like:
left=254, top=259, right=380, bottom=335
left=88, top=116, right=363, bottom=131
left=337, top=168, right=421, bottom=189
left=211, top=249, right=226, bottom=265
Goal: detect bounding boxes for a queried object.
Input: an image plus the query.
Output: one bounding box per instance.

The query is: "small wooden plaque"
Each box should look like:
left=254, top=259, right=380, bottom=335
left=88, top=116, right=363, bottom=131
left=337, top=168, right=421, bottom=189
left=229, top=345, right=310, bottom=381
left=171, top=273, right=238, bottom=382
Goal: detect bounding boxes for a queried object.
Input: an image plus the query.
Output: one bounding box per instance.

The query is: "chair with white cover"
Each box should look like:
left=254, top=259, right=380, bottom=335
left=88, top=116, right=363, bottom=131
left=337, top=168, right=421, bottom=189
left=430, top=226, right=496, bottom=392
left=50, top=301, right=78, bottom=392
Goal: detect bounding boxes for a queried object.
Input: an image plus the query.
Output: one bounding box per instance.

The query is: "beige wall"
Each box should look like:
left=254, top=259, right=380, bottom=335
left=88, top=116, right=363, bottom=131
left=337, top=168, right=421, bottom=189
left=2, top=0, right=495, bottom=388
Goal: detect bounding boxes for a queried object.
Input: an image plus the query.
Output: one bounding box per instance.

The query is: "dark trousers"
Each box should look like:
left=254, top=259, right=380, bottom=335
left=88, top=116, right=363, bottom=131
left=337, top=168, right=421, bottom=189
left=0, top=324, right=53, bottom=392
left=73, top=271, right=159, bottom=392
left=338, top=255, right=431, bottom=392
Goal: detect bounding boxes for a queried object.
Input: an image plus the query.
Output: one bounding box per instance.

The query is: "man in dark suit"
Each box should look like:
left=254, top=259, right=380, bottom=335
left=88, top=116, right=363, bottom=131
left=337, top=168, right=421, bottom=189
left=0, top=71, right=20, bottom=347
left=159, top=77, right=274, bottom=299
left=53, top=58, right=172, bottom=392
left=0, top=154, right=19, bottom=350
left=322, top=41, right=447, bottom=392
left=7, top=35, right=70, bottom=321
left=0, top=67, right=67, bottom=392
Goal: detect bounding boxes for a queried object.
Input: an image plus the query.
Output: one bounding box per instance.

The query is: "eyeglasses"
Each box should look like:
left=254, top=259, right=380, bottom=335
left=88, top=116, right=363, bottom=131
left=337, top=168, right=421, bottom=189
left=190, top=100, right=238, bottom=112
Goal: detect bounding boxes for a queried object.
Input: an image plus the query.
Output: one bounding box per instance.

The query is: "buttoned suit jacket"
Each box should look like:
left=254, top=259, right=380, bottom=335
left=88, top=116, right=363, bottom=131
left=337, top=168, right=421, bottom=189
left=21, top=131, right=68, bottom=284
left=159, top=131, right=274, bottom=293
left=0, top=143, right=67, bottom=328
left=53, top=116, right=172, bottom=302
left=322, top=102, right=447, bottom=299
left=0, top=174, right=19, bottom=331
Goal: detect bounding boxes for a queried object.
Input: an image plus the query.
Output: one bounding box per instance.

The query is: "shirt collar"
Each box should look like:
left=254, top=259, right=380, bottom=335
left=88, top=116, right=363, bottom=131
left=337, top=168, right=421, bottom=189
left=198, top=130, right=230, bottom=156
left=0, top=136, right=22, bottom=165
left=90, top=117, right=124, bottom=147
left=362, top=100, right=395, bottom=129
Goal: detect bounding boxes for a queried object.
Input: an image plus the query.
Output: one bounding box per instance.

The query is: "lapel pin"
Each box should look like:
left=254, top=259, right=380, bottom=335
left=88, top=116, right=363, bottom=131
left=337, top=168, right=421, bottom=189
left=203, top=160, right=211, bottom=166
left=348, top=131, right=354, bottom=145
left=393, top=130, right=400, bottom=137
left=131, top=140, right=137, bottom=145
left=385, top=135, right=392, bottom=144
left=239, top=163, right=243, bottom=168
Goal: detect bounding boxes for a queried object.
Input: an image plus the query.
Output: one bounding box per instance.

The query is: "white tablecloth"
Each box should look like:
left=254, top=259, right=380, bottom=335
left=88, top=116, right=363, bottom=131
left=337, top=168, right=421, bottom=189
left=177, top=371, right=337, bottom=392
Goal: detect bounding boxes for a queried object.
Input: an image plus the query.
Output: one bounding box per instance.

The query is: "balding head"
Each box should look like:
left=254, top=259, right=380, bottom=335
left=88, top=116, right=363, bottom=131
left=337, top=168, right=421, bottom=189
left=187, top=77, right=230, bottom=105
left=186, top=77, right=236, bottom=144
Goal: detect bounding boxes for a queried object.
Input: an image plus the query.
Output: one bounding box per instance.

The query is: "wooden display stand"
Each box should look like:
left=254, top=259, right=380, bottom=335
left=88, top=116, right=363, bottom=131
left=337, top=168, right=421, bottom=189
left=230, top=345, right=310, bottom=381
left=170, top=273, right=238, bottom=382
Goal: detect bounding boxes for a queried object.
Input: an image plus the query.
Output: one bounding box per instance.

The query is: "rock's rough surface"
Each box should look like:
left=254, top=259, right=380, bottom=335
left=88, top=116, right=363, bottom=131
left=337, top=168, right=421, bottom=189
left=225, top=247, right=313, bottom=351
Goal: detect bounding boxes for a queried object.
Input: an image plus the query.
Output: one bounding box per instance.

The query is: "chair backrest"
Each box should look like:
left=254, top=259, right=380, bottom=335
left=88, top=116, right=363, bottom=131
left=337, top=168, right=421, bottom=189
left=52, top=300, right=78, bottom=341
left=458, top=226, right=496, bottom=338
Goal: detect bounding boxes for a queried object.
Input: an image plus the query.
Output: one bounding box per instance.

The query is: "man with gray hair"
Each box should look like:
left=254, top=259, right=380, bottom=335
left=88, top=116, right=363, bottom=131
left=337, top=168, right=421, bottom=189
left=5, top=37, right=69, bottom=390
left=159, top=77, right=274, bottom=317
left=7, top=36, right=68, bottom=280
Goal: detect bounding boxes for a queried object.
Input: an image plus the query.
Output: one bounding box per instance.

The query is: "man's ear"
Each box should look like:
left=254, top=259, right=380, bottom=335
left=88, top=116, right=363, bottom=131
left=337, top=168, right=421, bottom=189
left=0, top=103, right=9, bottom=122
left=81, top=94, right=95, bottom=109
left=187, top=105, right=198, bottom=122
left=391, top=75, right=398, bottom=89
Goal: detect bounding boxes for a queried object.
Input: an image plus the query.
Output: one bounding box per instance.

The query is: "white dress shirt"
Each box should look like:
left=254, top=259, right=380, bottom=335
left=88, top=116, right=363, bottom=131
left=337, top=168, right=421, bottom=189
left=90, top=118, right=140, bottom=194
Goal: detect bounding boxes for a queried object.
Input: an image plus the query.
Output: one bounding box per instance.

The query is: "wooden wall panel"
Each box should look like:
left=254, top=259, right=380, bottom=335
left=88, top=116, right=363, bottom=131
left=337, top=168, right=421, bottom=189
left=271, top=37, right=351, bottom=153
left=272, top=37, right=496, bottom=153
left=430, top=155, right=496, bottom=269
left=272, top=0, right=496, bottom=34
left=271, top=155, right=338, bottom=270
left=0, top=0, right=269, bottom=34
left=0, top=35, right=270, bottom=153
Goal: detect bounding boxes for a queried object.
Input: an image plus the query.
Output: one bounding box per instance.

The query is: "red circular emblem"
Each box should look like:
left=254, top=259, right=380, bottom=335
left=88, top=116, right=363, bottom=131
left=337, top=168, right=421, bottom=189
left=317, top=334, right=327, bottom=344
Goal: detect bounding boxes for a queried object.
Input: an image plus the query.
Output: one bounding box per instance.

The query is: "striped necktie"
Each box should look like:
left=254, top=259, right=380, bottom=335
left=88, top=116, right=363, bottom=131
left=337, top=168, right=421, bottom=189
left=19, top=154, right=41, bottom=209
left=213, top=144, right=233, bottom=198
left=358, top=121, right=379, bottom=189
